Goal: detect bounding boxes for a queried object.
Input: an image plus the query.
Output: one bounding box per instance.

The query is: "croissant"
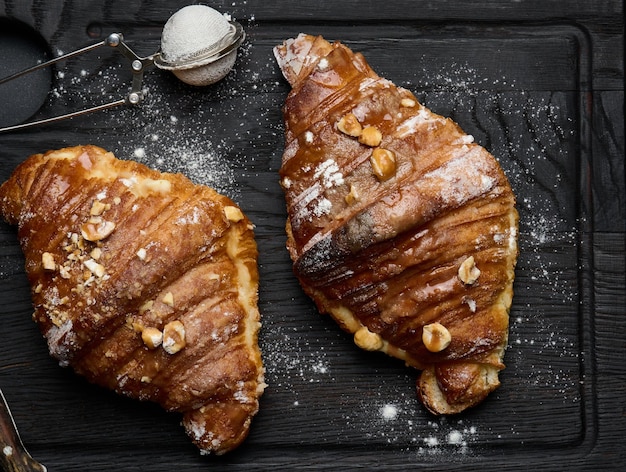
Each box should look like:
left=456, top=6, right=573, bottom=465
left=0, top=145, right=265, bottom=455
left=274, top=34, right=519, bottom=414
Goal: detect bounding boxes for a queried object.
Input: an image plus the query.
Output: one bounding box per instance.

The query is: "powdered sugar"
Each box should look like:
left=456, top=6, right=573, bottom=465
left=0, top=24, right=590, bottom=462
left=45, top=319, right=75, bottom=367
left=380, top=403, right=398, bottom=420
left=48, top=52, right=239, bottom=200
left=314, top=159, right=344, bottom=189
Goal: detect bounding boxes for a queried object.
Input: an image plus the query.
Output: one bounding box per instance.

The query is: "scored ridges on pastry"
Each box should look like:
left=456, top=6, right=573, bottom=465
left=275, top=34, right=519, bottom=414
left=0, top=145, right=265, bottom=455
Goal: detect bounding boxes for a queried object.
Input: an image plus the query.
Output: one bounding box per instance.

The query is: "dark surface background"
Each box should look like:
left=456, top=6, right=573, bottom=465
left=0, top=1, right=624, bottom=470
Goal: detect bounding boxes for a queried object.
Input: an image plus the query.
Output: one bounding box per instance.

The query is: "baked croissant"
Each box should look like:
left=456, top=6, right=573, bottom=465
left=274, top=34, right=518, bottom=414
left=0, top=145, right=265, bottom=454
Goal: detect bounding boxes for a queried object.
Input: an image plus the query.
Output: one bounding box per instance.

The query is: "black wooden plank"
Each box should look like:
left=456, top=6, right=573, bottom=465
left=0, top=1, right=623, bottom=470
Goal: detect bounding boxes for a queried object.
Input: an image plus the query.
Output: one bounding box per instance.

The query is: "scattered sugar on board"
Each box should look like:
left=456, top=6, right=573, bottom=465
left=260, top=315, right=334, bottom=406
left=258, top=52, right=582, bottom=449
left=49, top=51, right=240, bottom=200
left=411, top=60, right=582, bottom=406
left=342, top=389, right=481, bottom=456
left=44, top=33, right=586, bottom=451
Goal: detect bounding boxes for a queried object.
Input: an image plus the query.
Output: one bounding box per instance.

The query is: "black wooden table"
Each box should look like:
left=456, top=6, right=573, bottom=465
left=0, top=1, right=623, bottom=470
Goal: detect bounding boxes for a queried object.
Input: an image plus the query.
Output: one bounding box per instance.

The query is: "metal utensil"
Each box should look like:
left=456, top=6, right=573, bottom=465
left=0, top=5, right=245, bottom=134
left=0, top=32, right=155, bottom=133
left=0, top=389, right=47, bottom=472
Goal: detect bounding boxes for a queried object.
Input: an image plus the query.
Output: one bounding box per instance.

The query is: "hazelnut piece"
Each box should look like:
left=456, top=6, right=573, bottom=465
left=358, top=126, right=383, bottom=147
left=224, top=206, right=244, bottom=223
left=83, top=258, right=105, bottom=278
left=370, top=148, right=397, bottom=181
left=162, top=291, right=175, bottom=308
left=42, top=252, right=56, bottom=271
left=163, top=320, right=186, bottom=354
left=142, top=327, right=163, bottom=349
left=345, top=184, right=360, bottom=205
left=458, top=256, right=481, bottom=285
left=422, top=322, right=451, bottom=352
left=337, top=113, right=363, bottom=137
left=81, top=218, right=116, bottom=242
left=90, top=200, right=107, bottom=216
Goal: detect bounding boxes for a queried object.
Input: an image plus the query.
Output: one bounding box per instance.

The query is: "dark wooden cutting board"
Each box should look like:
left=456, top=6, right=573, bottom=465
left=0, top=1, right=624, bottom=470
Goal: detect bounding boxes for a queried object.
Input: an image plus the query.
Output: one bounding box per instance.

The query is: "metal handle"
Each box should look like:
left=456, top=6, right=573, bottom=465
left=0, top=389, right=47, bottom=472
left=0, top=33, right=155, bottom=133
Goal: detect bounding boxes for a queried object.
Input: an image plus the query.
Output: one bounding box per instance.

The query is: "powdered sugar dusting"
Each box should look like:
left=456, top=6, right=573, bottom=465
left=413, top=60, right=585, bottom=421
left=48, top=58, right=239, bottom=199
left=0, top=25, right=589, bottom=460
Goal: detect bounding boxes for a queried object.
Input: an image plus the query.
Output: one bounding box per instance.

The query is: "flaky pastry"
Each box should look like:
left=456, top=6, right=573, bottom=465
left=274, top=34, right=518, bottom=414
left=0, top=145, right=265, bottom=454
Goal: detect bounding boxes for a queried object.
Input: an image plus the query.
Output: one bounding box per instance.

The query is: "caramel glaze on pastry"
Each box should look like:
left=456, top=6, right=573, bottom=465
left=0, top=145, right=265, bottom=454
left=274, top=34, right=518, bottom=414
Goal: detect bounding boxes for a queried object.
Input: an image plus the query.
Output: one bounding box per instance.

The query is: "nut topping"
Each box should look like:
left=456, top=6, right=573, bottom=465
left=224, top=206, right=244, bottom=223
left=42, top=252, right=56, bottom=271
left=370, top=148, right=397, bottom=181
left=422, top=322, right=451, bottom=352
left=458, top=256, right=481, bottom=285
left=81, top=218, right=116, bottom=242
left=90, top=247, right=102, bottom=260
left=337, top=113, right=363, bottom=137
left=136, top=248, right=147, bottom=260
left=345, top=184, right=360, bottom=205
left=83, top=258, right=105, bottom=278
left=358, top=125, right=382, bottom=147
left=141, top=327, right=163, bottom=349
left=163, top=320, right=186, bottom=354
left=139, top=300, right=154, bottom=314
left=162, top=291, right=175, bottom=308
left=354, top=326, right=383, bottom=351
left=90, top=200, right=108, bottom=216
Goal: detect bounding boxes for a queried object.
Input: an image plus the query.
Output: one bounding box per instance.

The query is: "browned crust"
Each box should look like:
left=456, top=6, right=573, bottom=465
left=276, top=34, right=518, bottom=414
left=0, top=145, right=265, bottom=454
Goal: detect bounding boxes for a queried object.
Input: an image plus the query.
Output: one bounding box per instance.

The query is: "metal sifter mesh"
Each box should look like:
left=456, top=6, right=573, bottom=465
left=160, top=5, right=233, bottom=65
left=0, top=5, right=245, bottom=132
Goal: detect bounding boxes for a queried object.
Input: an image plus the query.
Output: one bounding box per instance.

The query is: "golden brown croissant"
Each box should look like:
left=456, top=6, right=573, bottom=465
left=274, top=34, right=518, bottom=414
left=0, top=145, right=265, bottom=454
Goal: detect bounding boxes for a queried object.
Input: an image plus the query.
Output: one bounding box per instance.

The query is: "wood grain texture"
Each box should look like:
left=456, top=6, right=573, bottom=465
left=0, top=0, right=623, bottom=470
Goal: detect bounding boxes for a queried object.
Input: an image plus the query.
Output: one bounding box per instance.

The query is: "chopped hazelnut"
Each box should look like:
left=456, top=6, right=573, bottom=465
left=458, top=256, right=481, bottom=285
left=162, top=291, right=175, bottom=308
left=90, top=200, right=107, bottom=216
left=83, top=259, right=105, bottom=278
left=42, top=252, right=56, bottom=271
left=337, top=113, right=363, bottom=137
left=354, top=326, right=383, bottom=351
left=139, top=300, right=154, bottom=314
left=59, top=266, right=71, bottom=279
left=136, top=248, right=147, bottom=260
left=142, top=327, right=163, bottom=349
left=358, top=126, right=383, bottom=147
left=162, top=320, right=186, bottom=354
left=370, top=148, right=397, bottom=181
left=422, top=322, right=452, bottom=352
left=345, top=184, right=360, bottom=205
left=401, top=97, right=417, bottom=108
left=81, top=219, right=116, bottom=242
left=131, top=321, right=145, bottom=333
left=90, top=247, right=102, bottom=260
left=463, top=296, right=477, bottom=312
left=224, top=206, right=244, bottom=223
